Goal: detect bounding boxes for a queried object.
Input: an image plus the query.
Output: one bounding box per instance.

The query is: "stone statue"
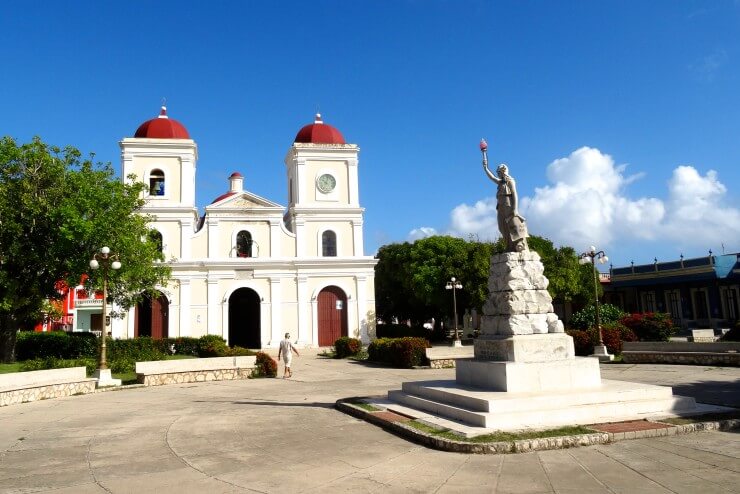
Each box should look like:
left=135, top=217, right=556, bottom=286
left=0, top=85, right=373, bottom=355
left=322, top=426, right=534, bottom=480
left=480, top=139, right=529, bottom=252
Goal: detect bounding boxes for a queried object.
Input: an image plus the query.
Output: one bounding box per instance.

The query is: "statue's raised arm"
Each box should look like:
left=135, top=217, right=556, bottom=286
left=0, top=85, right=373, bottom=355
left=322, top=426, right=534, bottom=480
left=479, top=139, right=529, bottom=252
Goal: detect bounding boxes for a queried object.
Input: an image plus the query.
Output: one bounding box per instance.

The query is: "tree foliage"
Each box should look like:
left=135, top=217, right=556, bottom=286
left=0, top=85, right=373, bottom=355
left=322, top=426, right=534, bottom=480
left=0, top=136, right=170, bottom=362
left=374, top=235, right=594, bottom=327
left=375, top=236, right=495, bottom=325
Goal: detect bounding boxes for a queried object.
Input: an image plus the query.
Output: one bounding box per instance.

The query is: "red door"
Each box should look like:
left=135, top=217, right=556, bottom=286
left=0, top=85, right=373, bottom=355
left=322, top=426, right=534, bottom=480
left=318, top=286, right=347, bottom=346
left=151, top=294, right=169, bottom=339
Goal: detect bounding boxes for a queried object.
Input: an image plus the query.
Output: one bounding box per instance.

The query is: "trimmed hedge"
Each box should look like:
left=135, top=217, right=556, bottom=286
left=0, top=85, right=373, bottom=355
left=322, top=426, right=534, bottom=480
left=15, top=331, right=98, bottom=360
left=14, top=333, right=255, bottom=374
left=334, top=337, right=362, bottom=358
left=367, top=337, right=430, bottom=368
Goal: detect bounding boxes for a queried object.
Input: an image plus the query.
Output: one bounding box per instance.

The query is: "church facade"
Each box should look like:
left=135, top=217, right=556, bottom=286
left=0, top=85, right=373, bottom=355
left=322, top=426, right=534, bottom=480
left=110, top=108, right=377, bottom=348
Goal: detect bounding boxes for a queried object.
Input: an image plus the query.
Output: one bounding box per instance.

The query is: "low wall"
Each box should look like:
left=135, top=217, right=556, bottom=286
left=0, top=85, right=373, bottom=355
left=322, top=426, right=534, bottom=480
left=136, top=356, right=257, bottom=386
left=622, top=341, right=740, bottom=366
left=0, top=367, right=96, bottom=407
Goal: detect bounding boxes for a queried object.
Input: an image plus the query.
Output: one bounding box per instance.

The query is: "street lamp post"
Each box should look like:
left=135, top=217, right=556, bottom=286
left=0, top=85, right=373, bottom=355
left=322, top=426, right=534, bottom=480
left=89, top=246, right=122, bottom=387
left=445, top=277, right=463, bottom=348
left=579, top=246, right=614, bottom=362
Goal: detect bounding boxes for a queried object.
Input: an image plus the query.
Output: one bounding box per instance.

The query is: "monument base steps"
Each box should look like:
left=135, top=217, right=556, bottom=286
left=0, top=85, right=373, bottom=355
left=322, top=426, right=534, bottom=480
left=388, top=379, right=697, bottom=432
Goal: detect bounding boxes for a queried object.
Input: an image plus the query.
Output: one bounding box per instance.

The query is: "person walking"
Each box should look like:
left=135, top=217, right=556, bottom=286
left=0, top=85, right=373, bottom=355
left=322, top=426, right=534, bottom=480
left=277, top=333, right=299, bottom=378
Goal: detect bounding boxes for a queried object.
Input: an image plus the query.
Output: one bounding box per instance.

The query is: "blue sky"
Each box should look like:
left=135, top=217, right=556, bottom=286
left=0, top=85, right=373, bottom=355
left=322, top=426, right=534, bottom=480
left=2, top=1, right=739, bottom=269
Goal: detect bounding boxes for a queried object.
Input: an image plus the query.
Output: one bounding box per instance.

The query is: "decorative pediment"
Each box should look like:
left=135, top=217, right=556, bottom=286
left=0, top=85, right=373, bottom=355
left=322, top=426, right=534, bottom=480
left=209, top=191, right=283, bottom=210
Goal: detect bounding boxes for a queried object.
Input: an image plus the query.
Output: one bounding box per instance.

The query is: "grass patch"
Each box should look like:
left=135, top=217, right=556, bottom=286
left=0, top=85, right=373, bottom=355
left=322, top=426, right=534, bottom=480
left=111, top=371, right=138, bottom=385
left=348, top=350, right=368, bottom=361
left=351, top=401, right=381, bottom=412
left=0, top=363, right=22, bottom=374
left=406, top=420, right=594, bottom=443
left=164, top=354, right=197, bottom=360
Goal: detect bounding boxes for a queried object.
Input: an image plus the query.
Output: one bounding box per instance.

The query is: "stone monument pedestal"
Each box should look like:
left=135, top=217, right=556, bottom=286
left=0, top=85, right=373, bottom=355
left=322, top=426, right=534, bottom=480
left=388, top=252, right=699, bottom=433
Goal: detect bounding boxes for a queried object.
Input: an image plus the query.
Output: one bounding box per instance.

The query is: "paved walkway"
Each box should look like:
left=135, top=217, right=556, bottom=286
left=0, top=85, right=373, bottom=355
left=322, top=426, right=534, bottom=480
left=0, top=352, right=738, bottom=493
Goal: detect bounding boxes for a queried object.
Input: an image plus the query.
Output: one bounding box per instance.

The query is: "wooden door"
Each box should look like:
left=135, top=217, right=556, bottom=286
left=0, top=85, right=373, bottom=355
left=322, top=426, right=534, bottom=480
left=318, top=286, right=347, bottom=347
left=151, top=294, right=169, bottom=339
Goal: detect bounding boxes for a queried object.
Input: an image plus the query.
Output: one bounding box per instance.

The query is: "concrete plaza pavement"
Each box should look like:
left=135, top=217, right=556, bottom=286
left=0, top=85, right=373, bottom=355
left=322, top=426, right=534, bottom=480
left=0, top=351, right=738, bottom=494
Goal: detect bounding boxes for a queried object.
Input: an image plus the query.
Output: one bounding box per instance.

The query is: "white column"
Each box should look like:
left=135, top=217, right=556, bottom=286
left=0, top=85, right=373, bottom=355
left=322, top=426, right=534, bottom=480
left=181, top=157, right=196, bottom=207
left=295, top=158, right=306, bottom=203
left=295, top=219, right=306, bottom=257
left=207, top=279, right=219, bottom=335
left=355, top=275, right=369, bottom=343
left=208, top=218, right=219, bottom=257
left=347, top=158, right=359, bottom=206
left=297, top=275, right=310, bottom=346
left=352, top=218, right=364, bottom=256
left=269, top=278, right=281, bottom=347
left=126, top=306, right=136, bottom=339
left=180, top=220, right=192, bottom=259
left=269, top=220, right=280, bottom=257
left=179, top=279, right=191, bottom=337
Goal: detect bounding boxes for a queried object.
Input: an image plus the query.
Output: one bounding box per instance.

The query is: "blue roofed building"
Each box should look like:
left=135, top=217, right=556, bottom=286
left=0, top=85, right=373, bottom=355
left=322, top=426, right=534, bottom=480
left=606, top=253, right=740, bottom=331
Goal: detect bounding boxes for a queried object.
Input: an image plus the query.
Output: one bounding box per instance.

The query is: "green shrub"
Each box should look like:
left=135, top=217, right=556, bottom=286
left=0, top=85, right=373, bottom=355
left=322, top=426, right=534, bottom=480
left=566, top=330, right=594, bottom=356
left=15, top=331, right=98, bottom=360
left=106, top=337, right=167, bottom=373
left=157, top=337, right=200, bottom=356
left=334, top=337, right=362, bottom=358
left=620, top=312, right=676, bottom=341
left=229, top=346, right=256, bottom=356
left=367, top=337, right=430, bottom=368
left=252, top=351, right=277, bottom=378
left=197, top=335, right=230, bottom=357
left=570, top=304, right=625, bottom=330
left=19, top=357, right=96, bottom=375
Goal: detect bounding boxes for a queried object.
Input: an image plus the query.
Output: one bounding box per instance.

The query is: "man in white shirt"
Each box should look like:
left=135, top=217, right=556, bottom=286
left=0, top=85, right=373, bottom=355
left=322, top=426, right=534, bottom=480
left=277, top=333, right=299, bottom=378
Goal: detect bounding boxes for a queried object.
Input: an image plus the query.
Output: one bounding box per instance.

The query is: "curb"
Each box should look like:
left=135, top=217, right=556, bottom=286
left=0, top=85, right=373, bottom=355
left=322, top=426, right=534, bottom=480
left=335, top=399, right=740, bottom=454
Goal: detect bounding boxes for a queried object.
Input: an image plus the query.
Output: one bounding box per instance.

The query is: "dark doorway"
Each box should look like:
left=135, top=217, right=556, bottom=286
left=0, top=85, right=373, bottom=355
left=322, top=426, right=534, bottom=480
left=317, top=286, right=348, bottom=346
left=135, top=291, right=169, bottom=339
left=229, top=288, right=261, bottom=348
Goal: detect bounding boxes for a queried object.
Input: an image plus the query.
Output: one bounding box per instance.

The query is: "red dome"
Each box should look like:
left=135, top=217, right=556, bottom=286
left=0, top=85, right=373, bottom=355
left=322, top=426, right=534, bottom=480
left=135, top=106, right=190, bottom=139
left=294, top=114, right=345, bottom=144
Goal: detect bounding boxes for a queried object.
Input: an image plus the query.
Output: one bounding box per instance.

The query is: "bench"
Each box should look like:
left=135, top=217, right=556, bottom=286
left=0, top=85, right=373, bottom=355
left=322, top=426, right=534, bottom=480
left=0, top=367, right=97, bottom=407
left=689, top=329, right=717, bottom=342
left=135, top=356, right=257, bottom=386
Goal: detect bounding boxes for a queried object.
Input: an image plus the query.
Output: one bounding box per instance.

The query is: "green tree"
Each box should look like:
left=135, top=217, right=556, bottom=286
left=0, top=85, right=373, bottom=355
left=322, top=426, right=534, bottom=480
left=375, top=236, right=494, bottom=326
left=0, top=137, right=170, bottom=362
left=375, top=235, right=593, bottom=328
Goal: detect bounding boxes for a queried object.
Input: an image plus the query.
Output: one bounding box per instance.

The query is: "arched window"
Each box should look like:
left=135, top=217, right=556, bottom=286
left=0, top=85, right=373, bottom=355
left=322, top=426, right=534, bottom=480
left=148, top=230, right=163, bottom=254
left=236, top=230, right=253, bottom=258
left=322, top=230, right=337, bottom=257
left=149, top=169, right=165, bottom=196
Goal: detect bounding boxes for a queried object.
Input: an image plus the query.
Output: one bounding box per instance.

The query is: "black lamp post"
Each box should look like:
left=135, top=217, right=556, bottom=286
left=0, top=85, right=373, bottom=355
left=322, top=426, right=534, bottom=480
left=445, top=277, right=463, bottom=347
left=579, top=246, right=612, bottom=360
left=90, top=247, right=121, bottom=378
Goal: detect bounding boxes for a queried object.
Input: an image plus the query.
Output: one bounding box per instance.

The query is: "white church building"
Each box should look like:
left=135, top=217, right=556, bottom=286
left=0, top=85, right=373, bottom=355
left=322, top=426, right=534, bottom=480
left=110, top=107, right=377, bottom=348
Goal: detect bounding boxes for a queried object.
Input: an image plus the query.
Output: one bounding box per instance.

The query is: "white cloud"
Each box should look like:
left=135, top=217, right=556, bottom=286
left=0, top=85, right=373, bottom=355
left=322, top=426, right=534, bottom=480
left=432, top=146, right=740, bottom=258
left=407, top=226, right=438, bottom=241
